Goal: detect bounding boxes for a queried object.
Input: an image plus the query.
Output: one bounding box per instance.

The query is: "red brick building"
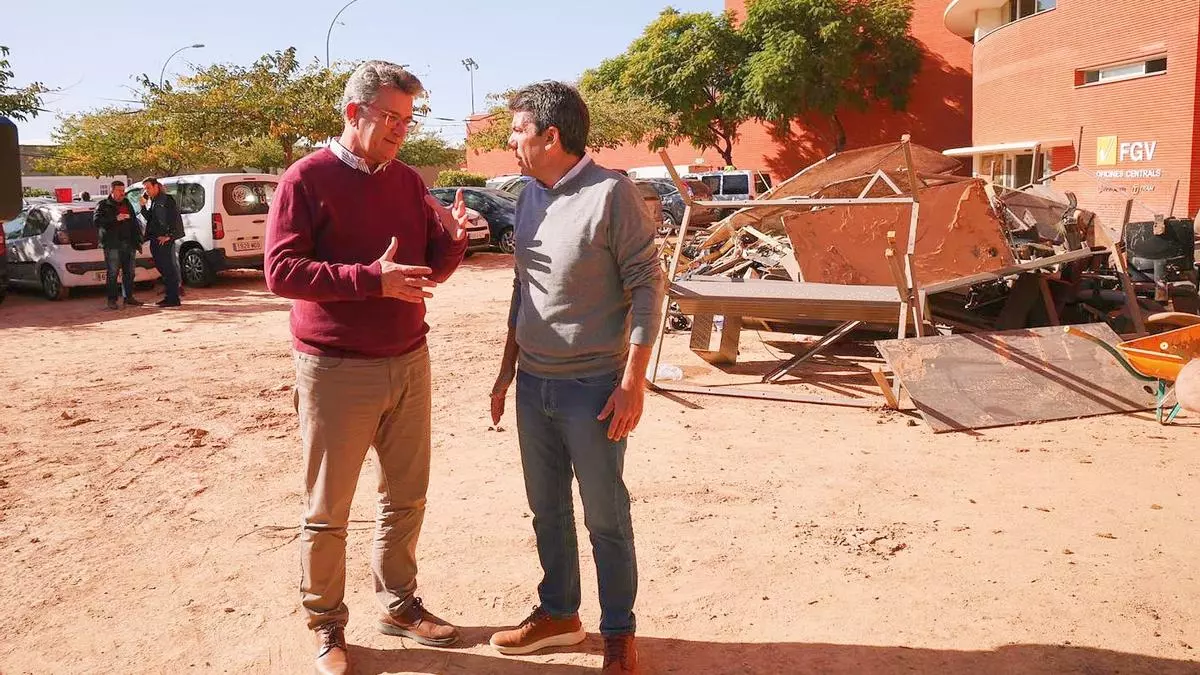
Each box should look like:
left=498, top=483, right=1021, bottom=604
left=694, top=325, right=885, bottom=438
left=942, top=0, right=1200, bottom=228
left=466, top=0, right=973, bottom=181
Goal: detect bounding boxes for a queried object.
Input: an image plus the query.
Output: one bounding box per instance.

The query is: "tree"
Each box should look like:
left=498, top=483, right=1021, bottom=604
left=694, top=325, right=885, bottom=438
left=740, top=0, right=922, bottom=151
left=156, top=48, right=348, bottom=167
left=0, top=46, right=48, bottom=121
left=435, top=169, right=486, bottom=187
left=35, top=106, right=219, bottom=178
left=466, top=86, right=666, bottom=153
left=582, top=9, right=750, bottom=166
left=399, top=132, right=464, bottom=168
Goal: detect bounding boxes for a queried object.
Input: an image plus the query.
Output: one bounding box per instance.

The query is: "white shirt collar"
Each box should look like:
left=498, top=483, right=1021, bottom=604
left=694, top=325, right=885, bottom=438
left=538, top=155, right=592, bottom=190
left=329, top=139, right=390, bottom=175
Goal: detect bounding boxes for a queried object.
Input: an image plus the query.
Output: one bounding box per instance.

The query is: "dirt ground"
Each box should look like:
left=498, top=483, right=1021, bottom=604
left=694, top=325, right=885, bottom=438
left=1, top=254, right=1198, bottom=675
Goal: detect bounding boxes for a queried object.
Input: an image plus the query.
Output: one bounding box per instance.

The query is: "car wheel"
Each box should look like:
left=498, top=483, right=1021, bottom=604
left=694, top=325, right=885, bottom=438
left=498, top=227, right=516, bottom=255
left=181, top=246, right=216, bottom=287
left=41, top=266, right=68, bottom=301
left=658, top=212, right=678, bottom=236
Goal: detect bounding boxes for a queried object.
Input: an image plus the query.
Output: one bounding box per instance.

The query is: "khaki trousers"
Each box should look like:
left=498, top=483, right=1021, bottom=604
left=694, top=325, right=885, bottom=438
left=293, top=346, right=432, bottom=629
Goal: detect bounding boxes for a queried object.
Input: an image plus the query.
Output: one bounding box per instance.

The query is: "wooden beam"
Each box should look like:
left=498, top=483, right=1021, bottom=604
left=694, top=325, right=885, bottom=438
left=658, top=149, right=692, bottom=206
left=691, top=197, right=914, bottom=208
left=650, top=382, right=880, bottom=408
left=1096, top=199, right=1147, bottom=336
left=872, top=369, right=900, bottom=410
left=649, top=204, right=696, bottom=383
left=1037, top=275, right=1061, bottom=326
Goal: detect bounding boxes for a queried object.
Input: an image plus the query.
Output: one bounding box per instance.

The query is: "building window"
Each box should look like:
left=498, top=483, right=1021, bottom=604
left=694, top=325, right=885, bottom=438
left=1009, top=0, right=1055, bottom=22
left=977, top=152, right=1051, bottom=189
left=1077, top=58, right=1167, bottom=86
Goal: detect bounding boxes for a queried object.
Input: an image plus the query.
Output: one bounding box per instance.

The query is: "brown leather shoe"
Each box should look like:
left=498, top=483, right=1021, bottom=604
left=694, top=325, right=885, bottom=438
left=490, top=606, right=586, bottom=656
left=602, top=634, right=640, bottom=674
left=377, top=597, right=460, bottom=647
left=313, top=622, right=349, bottom=675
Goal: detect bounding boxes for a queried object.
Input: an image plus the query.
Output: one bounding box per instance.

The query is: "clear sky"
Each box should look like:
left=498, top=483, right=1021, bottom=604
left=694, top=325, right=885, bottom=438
left=4, top=0, right=723, bottom=145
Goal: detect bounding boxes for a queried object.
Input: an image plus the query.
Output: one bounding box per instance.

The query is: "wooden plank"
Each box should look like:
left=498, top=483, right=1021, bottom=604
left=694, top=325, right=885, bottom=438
left=651, top=382, right=880, bottom=409
left=692, top=197, right=915, bottom=208
left=716, top=315, right=742, bottom=364
left=658, top=149, right=691, bottom=205
left=921, top=248, right=1100, bottom=294
left=875, top=324, right=1159, bottom=433
left=690, top=313, right=714, bottom=351
left=871, top=369, right=900, bottom=410
left=650, top=204, right=696, bottom=384
left=1093, top=201, right=1147, bottom=336
left=1037, top=275, right=1061, bottom=326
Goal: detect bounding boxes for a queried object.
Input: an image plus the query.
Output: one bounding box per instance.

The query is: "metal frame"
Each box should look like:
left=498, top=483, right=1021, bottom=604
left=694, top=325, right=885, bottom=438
left=647, top=138, right=928, bottom=408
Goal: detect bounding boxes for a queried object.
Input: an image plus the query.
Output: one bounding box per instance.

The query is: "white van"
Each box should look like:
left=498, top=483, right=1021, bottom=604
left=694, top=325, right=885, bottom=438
left=127, top=173, right=277, bottom=287
left=685, top=170, right=774, bottom=203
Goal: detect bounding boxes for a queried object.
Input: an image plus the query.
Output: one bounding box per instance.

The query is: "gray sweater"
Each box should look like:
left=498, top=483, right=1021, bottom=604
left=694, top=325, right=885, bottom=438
left=508, top=158, right=665, bottom=379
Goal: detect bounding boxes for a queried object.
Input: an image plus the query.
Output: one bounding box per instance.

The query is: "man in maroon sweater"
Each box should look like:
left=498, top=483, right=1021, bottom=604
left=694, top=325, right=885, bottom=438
left=265, top=60, right=471, bottom=675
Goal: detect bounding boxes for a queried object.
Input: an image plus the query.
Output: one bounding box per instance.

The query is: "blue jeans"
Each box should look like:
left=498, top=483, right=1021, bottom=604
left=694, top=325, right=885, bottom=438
left=150, top=240, right=180, bottom=303
left=104, top=246, right=136, bottom=301
left=515, top=369, right=637, bottom=636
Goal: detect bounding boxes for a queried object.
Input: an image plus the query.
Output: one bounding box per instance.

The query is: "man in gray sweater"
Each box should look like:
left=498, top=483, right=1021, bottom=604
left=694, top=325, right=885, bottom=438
left=488, top=81, right=663, bottom=675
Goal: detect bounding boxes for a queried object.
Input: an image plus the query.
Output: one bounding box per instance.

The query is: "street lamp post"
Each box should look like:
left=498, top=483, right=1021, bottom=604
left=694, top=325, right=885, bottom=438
left=159, top=43, right=205, bottom=88
left=326, top=0, right=362, bottom=68
left=462, top=57, right=478, bottom=114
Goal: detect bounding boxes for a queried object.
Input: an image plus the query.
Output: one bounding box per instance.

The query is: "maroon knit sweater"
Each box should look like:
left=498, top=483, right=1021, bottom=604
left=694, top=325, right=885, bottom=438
left=265, top=148, right=466, bottom=358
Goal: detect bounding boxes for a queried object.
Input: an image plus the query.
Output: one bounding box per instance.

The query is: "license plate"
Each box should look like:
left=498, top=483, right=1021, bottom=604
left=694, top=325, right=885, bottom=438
left=93, top=271, right=107, bottom=282
left=232, top=240, right=263, bottom=252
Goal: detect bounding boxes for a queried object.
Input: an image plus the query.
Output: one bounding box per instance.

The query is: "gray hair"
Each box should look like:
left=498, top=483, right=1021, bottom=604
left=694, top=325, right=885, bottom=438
left=340, top=60, right=424, bottom=115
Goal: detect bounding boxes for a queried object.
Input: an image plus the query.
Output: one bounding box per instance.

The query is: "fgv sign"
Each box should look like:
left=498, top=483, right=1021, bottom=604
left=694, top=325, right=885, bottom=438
left=1097, top=136, right=1158, bottom=165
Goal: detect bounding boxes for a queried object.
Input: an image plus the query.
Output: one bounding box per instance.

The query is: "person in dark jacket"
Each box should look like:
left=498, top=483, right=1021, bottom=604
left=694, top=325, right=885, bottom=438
left=93, top=180, right=144, bottom=310
left=140, top=177, right=184, bottom=307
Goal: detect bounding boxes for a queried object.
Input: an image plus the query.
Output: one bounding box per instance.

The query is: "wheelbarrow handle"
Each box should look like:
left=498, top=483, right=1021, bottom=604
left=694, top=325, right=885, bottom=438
left=1063, top=326, right=1159, bottom=382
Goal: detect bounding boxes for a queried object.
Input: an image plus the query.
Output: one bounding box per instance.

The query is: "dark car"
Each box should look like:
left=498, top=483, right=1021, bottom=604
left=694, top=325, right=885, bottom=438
left=637, top=178, right=720, bottom=234
left=498, top=175, right=534, bottom=199
left=429, top=187, right=520, bottom=254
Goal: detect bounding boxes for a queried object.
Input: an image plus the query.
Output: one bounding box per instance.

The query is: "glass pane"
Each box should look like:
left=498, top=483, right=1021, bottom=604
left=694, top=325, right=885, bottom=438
left=4, top=215, right=25, bottom=239
left=700, top=176, right=721, bottom=193
left=464, top=192, right=487, bottom=212
left=1037, top=0, right=1055, bottom=10
left=722, top=175, right=749, bottom=194
left=1099, top=63, right=1145, bottom=81
left=1146, top=58, right=1167, bottom=73
left=62, top=211, right=96, bottom=231
left=222, top=182, right=275, bottom=216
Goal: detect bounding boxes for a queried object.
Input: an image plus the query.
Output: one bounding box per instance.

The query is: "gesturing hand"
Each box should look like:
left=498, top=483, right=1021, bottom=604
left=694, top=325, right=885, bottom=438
left=378, top=236, right=436, bottom=303
left=424, top=190, right=471, bottom=242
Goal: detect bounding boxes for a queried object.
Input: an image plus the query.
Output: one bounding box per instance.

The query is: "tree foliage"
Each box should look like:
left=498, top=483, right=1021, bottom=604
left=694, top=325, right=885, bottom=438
left=399, top=132, right=465, bottom=168
left=466, top=86, right=666, bottom=154
left=740, top=0, right=922, bottom=151
left=560, top=1, right=922, bottom=161
left=583, top=9, right=749, bottom=165
left=38, top=48, right=354, bottom=177
left=434, top=169, right=486, bottom=187
left=0, top=46, right=49, bottom=122
left=153, top=48, right=348, bottom=167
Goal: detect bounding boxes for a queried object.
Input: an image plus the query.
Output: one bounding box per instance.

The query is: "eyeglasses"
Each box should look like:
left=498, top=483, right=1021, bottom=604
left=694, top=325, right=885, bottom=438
left=364, top=104, right=423, bottom=133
